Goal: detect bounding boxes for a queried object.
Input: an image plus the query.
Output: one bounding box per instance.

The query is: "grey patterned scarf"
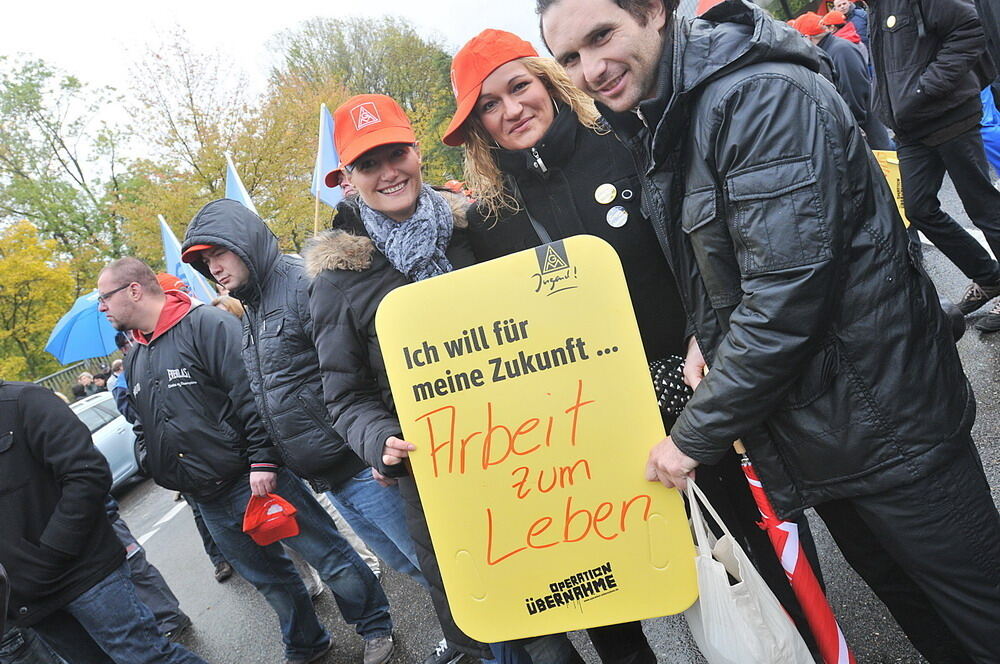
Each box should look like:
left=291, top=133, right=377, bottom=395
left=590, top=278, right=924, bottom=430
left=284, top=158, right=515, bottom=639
left=359, top=184, right=454, bottom=282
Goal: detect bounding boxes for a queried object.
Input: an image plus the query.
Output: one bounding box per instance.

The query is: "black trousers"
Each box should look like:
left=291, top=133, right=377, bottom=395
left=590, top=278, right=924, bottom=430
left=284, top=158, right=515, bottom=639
left=814, top=437, right=1000, bottom=664
left=898, top=126, right=1000, bottom=286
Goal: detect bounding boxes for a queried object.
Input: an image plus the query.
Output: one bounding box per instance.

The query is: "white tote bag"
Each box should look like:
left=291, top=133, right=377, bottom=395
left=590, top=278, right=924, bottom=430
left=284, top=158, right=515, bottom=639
left=684, top=480, right=815, bottom=664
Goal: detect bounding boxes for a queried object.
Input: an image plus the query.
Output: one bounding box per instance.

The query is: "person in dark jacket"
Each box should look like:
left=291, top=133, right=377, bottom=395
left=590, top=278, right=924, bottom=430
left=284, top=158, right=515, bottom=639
left=304, top=93, right=577, bottom=664
left=442, top=27, right=823, bottom=659
left=180, top=201, right=423, bottom=580
left=794, top=12, right=893, bottom=149
left=870, top=0, right=1000, bottom=332
left=539, top=0, right=1000, bottom=661
left=96, top=257, right=394, bottom=664
left=0, top=380, right=206, bottom=664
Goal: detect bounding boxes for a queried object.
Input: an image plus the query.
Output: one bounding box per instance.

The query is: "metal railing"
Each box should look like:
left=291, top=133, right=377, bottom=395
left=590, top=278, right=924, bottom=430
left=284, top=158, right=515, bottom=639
left=34, top=353, right=121, bottom=400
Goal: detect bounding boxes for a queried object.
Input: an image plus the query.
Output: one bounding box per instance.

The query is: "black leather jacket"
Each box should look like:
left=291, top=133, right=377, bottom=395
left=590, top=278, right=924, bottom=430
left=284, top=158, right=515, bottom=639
left=183, top=200, right=366, bottom=490
left=601, top=0, right=973, bottom=517
left=125, top=298, right=280, bottom=500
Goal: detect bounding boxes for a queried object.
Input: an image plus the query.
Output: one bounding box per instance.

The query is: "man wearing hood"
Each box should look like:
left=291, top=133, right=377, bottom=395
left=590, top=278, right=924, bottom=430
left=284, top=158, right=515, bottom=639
left=180, top=200, right=425, bottom=579
left=97, top=257, right=395, bottom=664
left=540, top=0, right=1000, bottom=661
left=181, top=202, right=465, bottom=664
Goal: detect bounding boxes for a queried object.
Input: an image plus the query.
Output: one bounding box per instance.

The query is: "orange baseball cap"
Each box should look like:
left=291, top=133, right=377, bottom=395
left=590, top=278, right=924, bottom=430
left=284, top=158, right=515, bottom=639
left=793, top=12, right=826, bottom=36
left=442, top=29, right=538, bottom=147
left=243, top=493, right=300, bottom=546
left=821, top=10, right=847, bottom=26
left=325, top=94, right=416, bottom=188
left=181, top=244, right=214, bottom=263
left=156, top=273, right=189, bottom=293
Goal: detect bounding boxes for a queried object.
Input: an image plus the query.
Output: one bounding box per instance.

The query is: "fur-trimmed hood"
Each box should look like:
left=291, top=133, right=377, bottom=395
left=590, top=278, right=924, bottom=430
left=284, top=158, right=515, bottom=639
left=303, top=189, right=470, bottom=278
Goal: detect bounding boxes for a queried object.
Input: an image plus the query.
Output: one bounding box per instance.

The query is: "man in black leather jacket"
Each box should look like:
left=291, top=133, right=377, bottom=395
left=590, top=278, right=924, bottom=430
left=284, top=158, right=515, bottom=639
left=539, top=0, right=1000, bottom=660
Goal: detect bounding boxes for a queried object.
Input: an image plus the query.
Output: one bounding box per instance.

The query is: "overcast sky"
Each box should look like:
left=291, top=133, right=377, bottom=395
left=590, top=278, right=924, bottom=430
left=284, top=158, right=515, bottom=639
left=2, top=0, right=547, bottom=95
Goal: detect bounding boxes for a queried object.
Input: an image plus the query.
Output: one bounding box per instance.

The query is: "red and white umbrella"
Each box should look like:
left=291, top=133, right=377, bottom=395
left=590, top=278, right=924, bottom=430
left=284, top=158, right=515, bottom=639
left=737, top=444, right=855, bottom=664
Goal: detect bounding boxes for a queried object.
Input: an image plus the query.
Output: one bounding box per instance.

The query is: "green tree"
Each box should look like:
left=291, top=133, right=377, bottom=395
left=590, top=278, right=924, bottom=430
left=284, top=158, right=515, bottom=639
left=271, top=17, right=464, bottom=181
left=0, top=220, right=75, bottom=379
left=0, top=57, right=130, bottom=292
left=125, top=31, right=352, bottom=254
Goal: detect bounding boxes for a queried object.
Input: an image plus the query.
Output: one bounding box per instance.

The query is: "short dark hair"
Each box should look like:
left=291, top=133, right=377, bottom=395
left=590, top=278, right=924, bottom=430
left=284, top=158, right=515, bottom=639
left=102, top=257, right=163, bottom=295
left=537, top=0, right=680, bottom=52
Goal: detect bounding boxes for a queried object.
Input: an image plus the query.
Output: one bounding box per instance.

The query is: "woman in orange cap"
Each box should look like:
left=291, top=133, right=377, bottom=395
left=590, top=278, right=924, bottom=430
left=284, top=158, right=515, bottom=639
left=445, top=28, right=825, bottom=660
left=303, top=93, right=574, bottom=664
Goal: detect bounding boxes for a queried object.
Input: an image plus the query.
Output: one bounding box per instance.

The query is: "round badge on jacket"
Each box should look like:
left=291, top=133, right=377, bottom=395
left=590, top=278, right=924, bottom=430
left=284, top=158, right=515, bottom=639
left=887, top=15, right=896, bottom=28
left=606, top=206, right=629, bottom=228
left=594, top=183, right=617, bottom=204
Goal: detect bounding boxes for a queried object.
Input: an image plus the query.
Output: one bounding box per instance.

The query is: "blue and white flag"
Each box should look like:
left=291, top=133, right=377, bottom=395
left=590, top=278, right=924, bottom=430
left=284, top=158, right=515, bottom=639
left=159, top=214, right=216, bottom=303
left=224, top=152, right=260, bottom=216
left=310, top=104, right=344, bottom=209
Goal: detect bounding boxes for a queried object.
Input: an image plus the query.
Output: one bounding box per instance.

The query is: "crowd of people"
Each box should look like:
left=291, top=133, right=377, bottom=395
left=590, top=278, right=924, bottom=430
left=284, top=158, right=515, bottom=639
left=3, top=0, right=1000, bottom=663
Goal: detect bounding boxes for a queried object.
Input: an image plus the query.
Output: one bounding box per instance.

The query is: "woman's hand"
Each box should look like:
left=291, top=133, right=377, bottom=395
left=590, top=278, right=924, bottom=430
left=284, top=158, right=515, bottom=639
left=383, top=436, right=416, bottom=467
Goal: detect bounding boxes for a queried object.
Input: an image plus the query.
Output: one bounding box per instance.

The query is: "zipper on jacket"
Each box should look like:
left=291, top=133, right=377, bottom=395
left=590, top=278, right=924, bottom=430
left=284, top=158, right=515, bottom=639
left=530, top=147, right=548, bottom=173
left=244, top=305, right=287, bottom=466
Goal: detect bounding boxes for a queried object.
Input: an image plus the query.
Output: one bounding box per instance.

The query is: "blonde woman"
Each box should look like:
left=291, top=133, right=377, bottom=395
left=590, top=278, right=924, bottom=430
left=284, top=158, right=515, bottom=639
left=444, top=29, right=822, bottom=659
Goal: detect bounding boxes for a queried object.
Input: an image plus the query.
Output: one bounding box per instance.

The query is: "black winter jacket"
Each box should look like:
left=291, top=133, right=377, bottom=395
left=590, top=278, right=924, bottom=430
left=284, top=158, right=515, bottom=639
left=125, top=297, right=280, bottom=500
left=468, top=106, right=686, bottom=362
left=183, top=200, right=366, bottom=490
left=818, top=33, right=871, bottom=125
left=0, top=382, right=124, bottom=627
left=303, top=195, right=490, bottom=659
left=303, top=195, right=475, bottom=478
left=870, top=0, right=988, bottom=143
left=601, top=0, right=973, bottom=517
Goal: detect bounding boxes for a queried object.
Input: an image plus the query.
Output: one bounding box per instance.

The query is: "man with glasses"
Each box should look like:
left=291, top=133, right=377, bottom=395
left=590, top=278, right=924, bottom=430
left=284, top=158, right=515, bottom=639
left=96, top=257, right=396, bottom=664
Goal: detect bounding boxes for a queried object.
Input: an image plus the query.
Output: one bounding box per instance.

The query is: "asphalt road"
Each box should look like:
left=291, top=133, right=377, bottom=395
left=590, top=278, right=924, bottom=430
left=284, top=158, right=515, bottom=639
left=115, top=176, right=999, bottom=664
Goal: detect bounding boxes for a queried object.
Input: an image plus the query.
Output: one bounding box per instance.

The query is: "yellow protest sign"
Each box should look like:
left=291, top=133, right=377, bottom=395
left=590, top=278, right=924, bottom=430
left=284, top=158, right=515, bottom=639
left=375, top=235, right=697, bottom=642
left=873, top=149, right=910, bottom=227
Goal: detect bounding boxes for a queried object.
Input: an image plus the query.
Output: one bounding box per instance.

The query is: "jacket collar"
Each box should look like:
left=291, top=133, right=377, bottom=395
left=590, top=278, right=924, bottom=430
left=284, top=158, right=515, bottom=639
left=495, top=104, right=580, bottom=180
left=303, top=189, right=470, bottom=278
left=133, top=290, right=195, bottom=345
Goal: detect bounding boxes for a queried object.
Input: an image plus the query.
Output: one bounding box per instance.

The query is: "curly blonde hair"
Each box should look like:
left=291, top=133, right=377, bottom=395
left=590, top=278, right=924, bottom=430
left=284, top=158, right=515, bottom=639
left=461, top=57, right=605, bottom=221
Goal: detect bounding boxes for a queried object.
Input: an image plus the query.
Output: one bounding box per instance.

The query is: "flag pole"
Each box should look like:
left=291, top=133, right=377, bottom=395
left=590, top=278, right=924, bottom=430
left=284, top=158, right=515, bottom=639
left=314, top=193, right=321, bottom=235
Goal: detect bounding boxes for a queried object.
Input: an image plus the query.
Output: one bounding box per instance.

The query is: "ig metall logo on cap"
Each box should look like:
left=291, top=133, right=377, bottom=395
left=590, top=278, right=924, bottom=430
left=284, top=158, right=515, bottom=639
left=352, top=102, right=381, bottom=130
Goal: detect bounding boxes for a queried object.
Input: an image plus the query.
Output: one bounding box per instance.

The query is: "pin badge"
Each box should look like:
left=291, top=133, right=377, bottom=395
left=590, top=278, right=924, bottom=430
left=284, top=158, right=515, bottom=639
left=621, top=189, right=634, bottom=200
left=606, top=206, right=628, bottom=227
left=887, top=15, right=896, bottom=28
left=594, top=183, right=617, bottom=204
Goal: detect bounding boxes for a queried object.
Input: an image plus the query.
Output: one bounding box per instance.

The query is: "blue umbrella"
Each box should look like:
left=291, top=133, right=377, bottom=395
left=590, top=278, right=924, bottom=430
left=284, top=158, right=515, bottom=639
left=45, top=290, right=119, bottom=364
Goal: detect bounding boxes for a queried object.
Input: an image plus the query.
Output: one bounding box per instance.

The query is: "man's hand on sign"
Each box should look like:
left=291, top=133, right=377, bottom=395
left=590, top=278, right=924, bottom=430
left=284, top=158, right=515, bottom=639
left=372, top=467, right=397, bottom=487
left=682, top=336, right=706, bottom=391
left=383, top=435, right=416, bottom=467
left=249, top=470, right=278, bottom=497
left=645, top=436, right=700, bottom=491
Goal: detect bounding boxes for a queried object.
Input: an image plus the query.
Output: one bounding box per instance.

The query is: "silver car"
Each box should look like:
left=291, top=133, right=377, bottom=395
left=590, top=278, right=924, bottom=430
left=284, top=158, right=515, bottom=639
left=70, top=392, right=143, bottom=490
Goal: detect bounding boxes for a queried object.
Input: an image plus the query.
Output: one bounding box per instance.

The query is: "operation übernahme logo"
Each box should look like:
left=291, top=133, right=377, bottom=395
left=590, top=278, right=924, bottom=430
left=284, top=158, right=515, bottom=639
left=523, top=562, right=618, bottom=615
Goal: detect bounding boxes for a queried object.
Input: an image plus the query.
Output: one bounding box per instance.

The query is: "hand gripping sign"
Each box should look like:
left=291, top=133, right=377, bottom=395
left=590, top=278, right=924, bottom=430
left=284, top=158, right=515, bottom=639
left=375, top=235, right=696, bottom=642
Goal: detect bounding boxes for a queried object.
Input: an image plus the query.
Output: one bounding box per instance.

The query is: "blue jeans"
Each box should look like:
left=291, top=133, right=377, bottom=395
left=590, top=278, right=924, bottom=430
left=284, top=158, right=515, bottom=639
left=196, top=468, right=392, bottom=659
left=0, top=628, right=64, bottom=664
left=327, top=469, right=426, bottom=588
left=31, top=563, right=205, bottom=664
